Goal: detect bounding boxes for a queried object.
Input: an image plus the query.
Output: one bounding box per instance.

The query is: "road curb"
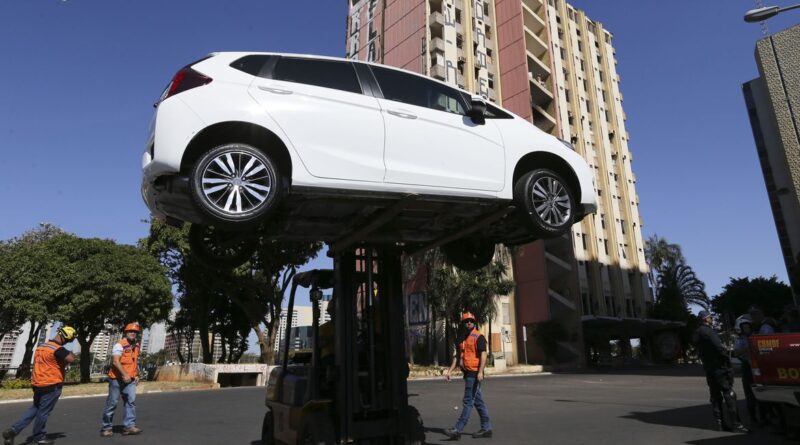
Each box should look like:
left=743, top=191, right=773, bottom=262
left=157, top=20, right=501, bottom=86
left=409, top=371, right=551, bottom=382
left=0, top=386, right=214, bottom=405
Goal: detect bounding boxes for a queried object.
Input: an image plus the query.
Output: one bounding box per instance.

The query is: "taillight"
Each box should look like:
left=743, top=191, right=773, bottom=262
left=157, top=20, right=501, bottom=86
left=157, top=66, right=212, bottom=106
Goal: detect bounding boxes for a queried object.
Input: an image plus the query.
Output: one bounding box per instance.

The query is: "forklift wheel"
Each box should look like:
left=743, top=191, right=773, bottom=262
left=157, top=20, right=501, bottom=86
left=441, top=237, right=495, bottom=271
left=403, top=405, right=425, bottom=445
left=188, top=224, right=257, bottom=270
left=261, top=409, right=275, bottom=445
left=299, top=411, right=335, bottom=445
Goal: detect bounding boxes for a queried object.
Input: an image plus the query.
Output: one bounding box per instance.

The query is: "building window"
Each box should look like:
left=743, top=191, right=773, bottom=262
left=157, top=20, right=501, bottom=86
left=599, top=70, right=605, bottom=82
left=582, top=79, right=588, bottom=91
left=604, top=239, right=609, bottom=255
left=600, top=213, right=606, bottom=229
left=502, top=303, right=510, bottom=324
left=565, top=88, right=571, bottom=102
left=582, top=233, right=587, bottom=250
left=560, top=48, right=566, bottom=60
left=577, top=41, right=582, bottom=51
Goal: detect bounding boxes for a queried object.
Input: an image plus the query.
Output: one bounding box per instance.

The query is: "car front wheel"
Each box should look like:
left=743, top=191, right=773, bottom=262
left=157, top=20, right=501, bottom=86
left=514, top=169, right=576, bottom=238
left=442, top=238, right=495, bottom=271
left=188, top=224, right=257, bottom=270
left=190, top=143, right=282, bottom=227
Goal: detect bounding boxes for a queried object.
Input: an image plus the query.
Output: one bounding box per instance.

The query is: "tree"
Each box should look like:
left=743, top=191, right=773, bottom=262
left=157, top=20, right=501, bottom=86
left=142, top=219, right=322, bottom=365
left=423, top=249, right=515, bottom=364
left=0, top=241, right=25, bottom=344
left=0, top=225, right=71, bottom=378
left=644, top=234, right=685, bottom=289
left=711, top=276, right=793, bottom=330
left=52, top=235, right=173, bottom=382
left=649, top=263, right=708, bottom=357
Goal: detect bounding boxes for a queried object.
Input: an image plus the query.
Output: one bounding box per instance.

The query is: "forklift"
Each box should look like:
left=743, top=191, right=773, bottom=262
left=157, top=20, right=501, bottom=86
left=261, top=247, right=425, bottom=444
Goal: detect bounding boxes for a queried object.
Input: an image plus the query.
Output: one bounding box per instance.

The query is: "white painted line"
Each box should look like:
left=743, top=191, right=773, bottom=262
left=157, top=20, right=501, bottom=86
left=410, top=372, right=552, bottom=382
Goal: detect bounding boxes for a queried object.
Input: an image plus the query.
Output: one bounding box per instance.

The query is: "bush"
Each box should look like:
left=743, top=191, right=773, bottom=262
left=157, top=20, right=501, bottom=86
left=1, top=378, right=32, bottom=390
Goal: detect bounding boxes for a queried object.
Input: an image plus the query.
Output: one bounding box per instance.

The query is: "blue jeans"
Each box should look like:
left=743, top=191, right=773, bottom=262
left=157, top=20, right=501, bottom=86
left=101, top=379, right=136, bottom=431
left=454, top=375, right=491, bottom=432
left=11, top=385, right=62, bottom=440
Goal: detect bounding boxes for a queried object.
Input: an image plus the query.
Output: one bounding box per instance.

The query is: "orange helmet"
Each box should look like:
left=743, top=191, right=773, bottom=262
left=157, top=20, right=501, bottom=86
left=461, top=312, right=476, bottom=322
left=123, top=322, right=141, bottom=333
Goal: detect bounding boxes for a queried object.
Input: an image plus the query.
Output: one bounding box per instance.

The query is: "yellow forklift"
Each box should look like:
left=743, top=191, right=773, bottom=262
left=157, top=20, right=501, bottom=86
left=261, top=247, right=424, bottom=444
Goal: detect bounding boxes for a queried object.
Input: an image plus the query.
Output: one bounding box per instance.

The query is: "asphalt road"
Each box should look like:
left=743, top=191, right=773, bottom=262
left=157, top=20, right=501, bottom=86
left=0, top=369, right=794, bottom=445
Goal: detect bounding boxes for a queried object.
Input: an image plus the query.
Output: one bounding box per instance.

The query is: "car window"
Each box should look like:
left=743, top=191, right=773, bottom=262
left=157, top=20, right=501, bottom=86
left=485, top=103, right=514, bottom=119
left=229, top=55, right=271, bottom=76
left=273, top=58, right=362, bottom=94
left=370, top=65, right=467, bottom=115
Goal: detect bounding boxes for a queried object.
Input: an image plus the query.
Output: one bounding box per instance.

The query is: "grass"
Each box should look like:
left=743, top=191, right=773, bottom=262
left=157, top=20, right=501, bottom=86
left=0, top=380, right=213, bottom=401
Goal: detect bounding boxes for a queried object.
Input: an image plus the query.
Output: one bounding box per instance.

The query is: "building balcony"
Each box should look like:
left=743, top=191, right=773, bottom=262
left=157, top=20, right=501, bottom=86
left=524, top=27, right=548, bottom=59
left=533, top=104, right=557, bottom=134
left=431, top=64, right=446, bottom=81
left=430, top=11, right=444, bottom=33
left=522, top=1, right=546, bottom=36
left=529, top=73, right=553, bottom=107
left=430, top=37, right=445, bottom=53
left=522, top=0, right=546, bottom=21
left=526, top=50, right=551, bottom=82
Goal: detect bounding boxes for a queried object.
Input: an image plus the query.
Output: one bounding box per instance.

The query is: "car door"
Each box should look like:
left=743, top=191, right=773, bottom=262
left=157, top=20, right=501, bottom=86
left=369, top=65, right=505, bottom=191
left=248, top=56, right=385, bottom=183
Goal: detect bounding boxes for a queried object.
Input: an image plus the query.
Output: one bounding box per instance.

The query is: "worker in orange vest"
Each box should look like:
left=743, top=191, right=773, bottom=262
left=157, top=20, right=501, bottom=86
left=100, top=323, right=142, bottom=437
left=3, top=326, right=77, bottom=445
left=444, top=312, right=492, bottom=440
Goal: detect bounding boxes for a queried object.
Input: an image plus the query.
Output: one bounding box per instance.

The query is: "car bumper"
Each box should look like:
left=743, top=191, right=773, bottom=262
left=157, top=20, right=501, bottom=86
left=752, top=385, right=800, bottom=406
left=141, top=174, right=209, bottom=225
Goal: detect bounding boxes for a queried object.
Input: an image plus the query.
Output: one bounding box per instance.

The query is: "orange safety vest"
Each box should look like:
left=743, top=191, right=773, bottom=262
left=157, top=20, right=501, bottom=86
left=458, top=329, right=484, bottom=372
left=31, top=341, right=66, bottom=388
left=108, top=339, right=140, bottom=379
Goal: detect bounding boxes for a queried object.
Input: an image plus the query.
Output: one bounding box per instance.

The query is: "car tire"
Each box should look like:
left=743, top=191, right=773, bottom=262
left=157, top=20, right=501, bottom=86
left=188, top=224, right=257, bottom=270
left=513, top=168, right=576, bottom=239
left=190, top=143, right=283, bottom=227
left=442, top=238, right=495, bottom=271
left=261, top=409, right=275, bottom=445
left=299, top=411, right=335, bottom=445
left=403, top=405, right=425, bottom=445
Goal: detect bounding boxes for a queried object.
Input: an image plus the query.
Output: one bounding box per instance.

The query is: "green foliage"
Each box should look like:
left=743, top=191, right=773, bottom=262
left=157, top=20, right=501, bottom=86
left=1, top=379, right=32, bottom=390
left=711, top=276, right=793, bottom=329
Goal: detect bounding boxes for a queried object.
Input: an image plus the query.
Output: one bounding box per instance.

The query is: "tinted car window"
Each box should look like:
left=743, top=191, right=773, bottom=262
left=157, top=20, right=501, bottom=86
left=485, top=103, right=514, bottom=119
left=230, top=55, right=271, bottom=76
left=370, top=65, right=467, bottom=115
left=273, top=58, right=362, bottom=94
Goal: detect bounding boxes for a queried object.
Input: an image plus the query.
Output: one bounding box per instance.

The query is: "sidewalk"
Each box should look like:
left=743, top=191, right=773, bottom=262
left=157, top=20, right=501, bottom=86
left=409, top=364, right=546, bottom=380
left=0, top=381, right=214, bottom=404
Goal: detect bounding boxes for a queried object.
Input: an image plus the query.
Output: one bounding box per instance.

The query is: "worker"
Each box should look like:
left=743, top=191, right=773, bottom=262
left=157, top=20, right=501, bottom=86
left=2, top=326, right=77, bottom=445
left=100, top=323, right=142, bottom=437
left=444, top=312, right=492, bottom=440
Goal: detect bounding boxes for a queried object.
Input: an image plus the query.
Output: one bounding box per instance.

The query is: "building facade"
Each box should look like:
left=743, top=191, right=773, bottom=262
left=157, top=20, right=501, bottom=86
left=347, top=0, right=651, bottom=366
left=743, top=23, right=800, bottom=301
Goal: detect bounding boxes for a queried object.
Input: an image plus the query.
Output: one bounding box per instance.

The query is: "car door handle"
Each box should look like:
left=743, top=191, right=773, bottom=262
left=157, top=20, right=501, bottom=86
left=258, top=86, right=293, bottom=95
left=387, top=109, right=417, bottom=119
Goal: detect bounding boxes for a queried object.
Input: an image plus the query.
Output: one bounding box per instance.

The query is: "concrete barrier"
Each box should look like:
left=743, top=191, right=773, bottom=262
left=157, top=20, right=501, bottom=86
left=155, top=363, right=276, bottom=387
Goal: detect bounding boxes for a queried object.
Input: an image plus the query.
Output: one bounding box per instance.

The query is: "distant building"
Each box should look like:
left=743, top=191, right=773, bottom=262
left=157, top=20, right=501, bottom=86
left=743, top=23, right=800, bottom=301
left=164, top=331, right=223, bottom=363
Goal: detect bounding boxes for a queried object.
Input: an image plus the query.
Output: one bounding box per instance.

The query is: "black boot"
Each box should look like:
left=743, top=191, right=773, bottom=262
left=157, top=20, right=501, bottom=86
left=472, top=429, right=493, bottom=438
left=2, top=429, right=15, bottom=445
left=444, top=428, right=461, bottom=441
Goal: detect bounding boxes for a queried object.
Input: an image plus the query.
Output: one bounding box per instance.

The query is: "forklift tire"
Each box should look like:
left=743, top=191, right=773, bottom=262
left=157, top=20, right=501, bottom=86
left=298, top=411, right=335, bottom=445
left=403, top=406, right=425, bottom=445
left=261, top=409, right=275, bottom=445
left=188, top=224, right=257, bottom=270
left=441, top=237, right=495, bottom=271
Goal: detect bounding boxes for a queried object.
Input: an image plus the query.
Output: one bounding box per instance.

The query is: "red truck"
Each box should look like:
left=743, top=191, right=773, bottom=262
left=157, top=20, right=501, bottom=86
left=749, top=333, right=800, bottom=410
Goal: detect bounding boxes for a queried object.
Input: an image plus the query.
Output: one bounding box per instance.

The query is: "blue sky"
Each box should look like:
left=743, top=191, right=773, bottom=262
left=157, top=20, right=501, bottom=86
left=0, top=0, right=795, bottom=306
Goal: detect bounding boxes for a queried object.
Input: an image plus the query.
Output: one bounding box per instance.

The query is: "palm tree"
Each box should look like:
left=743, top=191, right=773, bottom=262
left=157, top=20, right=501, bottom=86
left=644, top=234, right=685, bottom=288
left=656, top=263, right=709, bottom=310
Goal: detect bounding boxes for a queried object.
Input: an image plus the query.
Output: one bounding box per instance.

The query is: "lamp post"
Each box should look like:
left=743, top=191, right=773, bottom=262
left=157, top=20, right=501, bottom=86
left=744, top=4, right=800, bottom=22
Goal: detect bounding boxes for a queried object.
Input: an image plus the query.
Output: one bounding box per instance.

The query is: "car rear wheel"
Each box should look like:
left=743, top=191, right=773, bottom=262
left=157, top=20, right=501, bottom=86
left=261, top=409, right=275, bottom=445
left=188, top=224, right=257, bottom=270
left=513, top=169, right=576, bottom=238
left=191, top=143, right=283, bottom=227
left=442, top=238, right=495, bottom=271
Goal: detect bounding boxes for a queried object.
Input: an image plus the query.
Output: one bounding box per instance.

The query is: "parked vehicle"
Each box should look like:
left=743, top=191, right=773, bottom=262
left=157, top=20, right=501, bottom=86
left=749, top=333, right=800, bottom=431
left=141, top=53, right=596, bottom=268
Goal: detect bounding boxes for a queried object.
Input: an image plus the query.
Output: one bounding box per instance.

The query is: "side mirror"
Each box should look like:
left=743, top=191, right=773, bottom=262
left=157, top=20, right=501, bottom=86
left=468, top=98, right=487, bottom=125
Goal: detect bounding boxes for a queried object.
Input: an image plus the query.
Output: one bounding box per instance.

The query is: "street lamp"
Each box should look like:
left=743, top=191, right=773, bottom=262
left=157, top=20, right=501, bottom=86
left=744, top=4, right=800, bottom=22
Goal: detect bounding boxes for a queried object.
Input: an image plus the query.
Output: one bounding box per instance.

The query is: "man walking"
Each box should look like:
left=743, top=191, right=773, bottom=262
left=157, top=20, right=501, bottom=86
left=444, top=312, right=492, bottom=440
left=693, top=310, right=750, bottom=433
left=3, top=326, right=77, bottom=445
left=100, top=323, right=142, bottom=437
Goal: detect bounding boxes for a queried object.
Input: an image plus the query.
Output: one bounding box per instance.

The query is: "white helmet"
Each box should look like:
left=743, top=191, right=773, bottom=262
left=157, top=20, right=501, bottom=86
left=734, top=314, right=753, bottom=335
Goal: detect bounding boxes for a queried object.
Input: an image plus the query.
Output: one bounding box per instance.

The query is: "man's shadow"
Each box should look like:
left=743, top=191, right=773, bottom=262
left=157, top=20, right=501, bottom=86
left=16, top=432, right=66, bottom=444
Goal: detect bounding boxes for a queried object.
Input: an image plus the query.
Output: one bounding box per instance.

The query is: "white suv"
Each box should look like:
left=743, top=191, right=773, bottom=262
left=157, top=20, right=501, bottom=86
left=142, top=52, right=596, bottom=268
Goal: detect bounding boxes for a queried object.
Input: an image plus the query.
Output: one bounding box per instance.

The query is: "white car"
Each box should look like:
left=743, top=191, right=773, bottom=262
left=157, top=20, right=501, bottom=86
left=142, top=52, right=596, bottom=268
